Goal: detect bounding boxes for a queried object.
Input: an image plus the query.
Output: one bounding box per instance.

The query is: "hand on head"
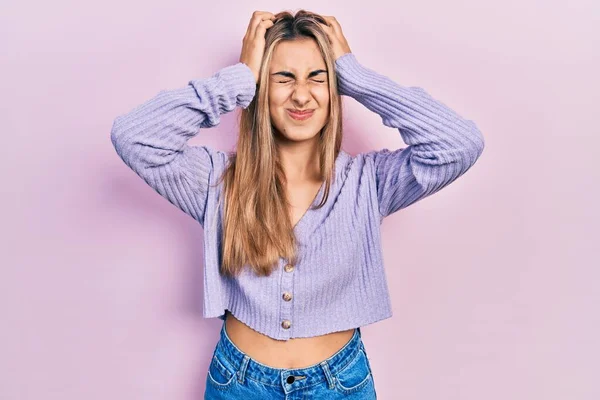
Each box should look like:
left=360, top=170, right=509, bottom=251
left=239, top=11, right=352, bottom=84
left=317, top=16, right=352, bottom=61
left=239, top=11, right=276, bottom=84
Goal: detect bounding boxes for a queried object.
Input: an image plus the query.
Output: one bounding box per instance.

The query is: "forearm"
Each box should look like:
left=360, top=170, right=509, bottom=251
left=334, top=52, right=485, bottom=160
left=110, top=62, right=256, bottom=168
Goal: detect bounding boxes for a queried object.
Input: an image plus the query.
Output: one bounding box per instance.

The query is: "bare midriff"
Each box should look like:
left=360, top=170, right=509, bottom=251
left=223, top=310, right=356, bottom=369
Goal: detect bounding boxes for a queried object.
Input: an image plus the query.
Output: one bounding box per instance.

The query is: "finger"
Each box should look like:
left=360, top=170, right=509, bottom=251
left=248, top=16, right=275, bottom=41
left=318, top=21, right=333, bottom=34
left=254, top=19, right=274, bottom=39
left=244, top=12, right=262, bottom=38
left=318, top=22, right=336, bottom=44
left=248, top=11, right=275, bottom=38
left=323, top=16, right=343, bottom=36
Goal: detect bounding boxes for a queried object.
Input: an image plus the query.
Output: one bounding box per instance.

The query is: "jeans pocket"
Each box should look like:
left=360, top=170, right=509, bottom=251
left=333, top=348, right=373, bottom=395
left=206, top=352, right=237, bottom=391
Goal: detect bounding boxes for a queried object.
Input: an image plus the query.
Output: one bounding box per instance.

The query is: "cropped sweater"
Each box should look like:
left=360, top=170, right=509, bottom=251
left=110, top=52, right=485, bottom=340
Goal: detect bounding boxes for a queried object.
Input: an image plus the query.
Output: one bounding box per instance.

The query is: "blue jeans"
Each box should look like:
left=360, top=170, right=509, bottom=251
left=204, top=322, right=377, bottom=399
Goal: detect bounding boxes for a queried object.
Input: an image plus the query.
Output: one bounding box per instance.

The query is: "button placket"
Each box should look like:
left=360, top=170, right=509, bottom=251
left=280, top=260, right=295, bottom=338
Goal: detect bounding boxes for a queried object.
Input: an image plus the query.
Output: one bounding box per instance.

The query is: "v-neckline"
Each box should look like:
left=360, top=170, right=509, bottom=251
left=291, top=150, right=350, bottom=241
left=291, top=180, right=325, bottom=231
left=216, top=150, right=350, bottom=242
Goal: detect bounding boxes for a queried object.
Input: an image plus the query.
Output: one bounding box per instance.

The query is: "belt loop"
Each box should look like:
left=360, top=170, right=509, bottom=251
left=319, top=360, right=336, bottom=390
left=237, top=355, right=250, bottom=384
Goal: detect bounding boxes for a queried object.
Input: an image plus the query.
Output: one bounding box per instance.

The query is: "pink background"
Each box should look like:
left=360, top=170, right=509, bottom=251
left=2, top=1, right=598, bottom=399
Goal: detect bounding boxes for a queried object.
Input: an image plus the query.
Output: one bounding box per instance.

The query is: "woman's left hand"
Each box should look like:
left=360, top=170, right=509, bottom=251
left=319, top=16, right=352, bottom=61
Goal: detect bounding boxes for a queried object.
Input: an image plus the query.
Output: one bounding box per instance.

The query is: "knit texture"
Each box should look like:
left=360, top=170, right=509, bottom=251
left=110, top=52, right=485, bottom=340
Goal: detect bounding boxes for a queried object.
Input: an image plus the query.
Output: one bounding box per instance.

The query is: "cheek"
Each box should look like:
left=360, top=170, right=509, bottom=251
left=315, top=87, right=330, bottom=104
left=268, top=94, right=282, bottom=120
left=317, top=92, right=330, bottom=114
left=268, top=88, right=286, bottom=106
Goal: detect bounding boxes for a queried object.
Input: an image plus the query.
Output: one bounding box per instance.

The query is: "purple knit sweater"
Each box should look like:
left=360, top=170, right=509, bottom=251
left=110, top=52, right=485, bottom=340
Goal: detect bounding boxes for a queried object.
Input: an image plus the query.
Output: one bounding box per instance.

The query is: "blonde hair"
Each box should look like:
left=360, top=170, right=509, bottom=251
left=218, top=9, right=344, bottom=278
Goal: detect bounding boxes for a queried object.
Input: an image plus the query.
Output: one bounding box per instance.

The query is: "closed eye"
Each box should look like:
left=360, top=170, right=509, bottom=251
left=276, top=80, right=327, bottom=84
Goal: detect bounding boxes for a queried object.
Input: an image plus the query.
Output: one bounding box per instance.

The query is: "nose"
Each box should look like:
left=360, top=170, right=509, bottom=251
left=291, top=82, right=312, bottom=107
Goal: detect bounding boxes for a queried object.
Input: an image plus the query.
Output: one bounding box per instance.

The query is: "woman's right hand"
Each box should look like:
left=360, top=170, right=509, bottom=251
left=239, top=11, right=276, bottom=84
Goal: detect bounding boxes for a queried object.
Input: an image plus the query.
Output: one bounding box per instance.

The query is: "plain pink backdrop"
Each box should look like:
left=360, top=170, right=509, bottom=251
left=2, top=1, right=598, bottom=399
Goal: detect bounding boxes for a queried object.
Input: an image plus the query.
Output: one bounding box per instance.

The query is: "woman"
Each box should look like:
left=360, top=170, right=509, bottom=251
left=110, top=9, right=485, bottom=399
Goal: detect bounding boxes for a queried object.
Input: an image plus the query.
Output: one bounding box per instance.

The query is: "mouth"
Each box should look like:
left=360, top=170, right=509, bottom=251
left=286, top=109, right=315, bottom=121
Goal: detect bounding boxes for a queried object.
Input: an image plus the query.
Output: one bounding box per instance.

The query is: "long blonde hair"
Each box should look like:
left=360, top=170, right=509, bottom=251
left=218, top=9, right=344, bottom=278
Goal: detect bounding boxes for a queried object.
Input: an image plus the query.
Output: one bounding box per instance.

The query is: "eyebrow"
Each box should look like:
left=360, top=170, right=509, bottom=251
left=271, top=69, right=328, bottom=79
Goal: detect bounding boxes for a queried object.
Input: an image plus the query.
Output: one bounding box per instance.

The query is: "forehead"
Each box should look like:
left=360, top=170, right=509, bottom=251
left=270, top=39, right=326, bottom=72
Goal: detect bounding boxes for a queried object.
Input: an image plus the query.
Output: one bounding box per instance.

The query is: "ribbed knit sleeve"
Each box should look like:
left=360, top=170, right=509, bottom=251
left=334, top=52, right=485, bottom=217
left=110, top=62, right=256, bottom=226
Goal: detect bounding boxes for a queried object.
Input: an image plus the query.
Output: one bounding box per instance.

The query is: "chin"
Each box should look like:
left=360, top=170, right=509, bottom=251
left=281, top=131, right=320, bottom=142
left=274, top=128, right=317, bottom=141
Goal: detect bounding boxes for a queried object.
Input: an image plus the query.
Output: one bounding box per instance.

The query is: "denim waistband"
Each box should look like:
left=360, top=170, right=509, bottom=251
left=215, top=321, right=364, bottom=391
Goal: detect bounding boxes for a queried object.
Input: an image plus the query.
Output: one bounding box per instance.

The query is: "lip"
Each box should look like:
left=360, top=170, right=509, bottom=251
left=286, top=109, right=315, bottom=121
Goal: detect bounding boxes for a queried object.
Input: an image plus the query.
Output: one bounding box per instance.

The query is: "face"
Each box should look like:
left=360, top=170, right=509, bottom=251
left=268, top=38, right=330, bottom=145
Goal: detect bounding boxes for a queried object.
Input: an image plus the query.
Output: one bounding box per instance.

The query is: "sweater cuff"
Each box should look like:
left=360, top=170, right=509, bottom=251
left=214, top=62, right=257, bottom=109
